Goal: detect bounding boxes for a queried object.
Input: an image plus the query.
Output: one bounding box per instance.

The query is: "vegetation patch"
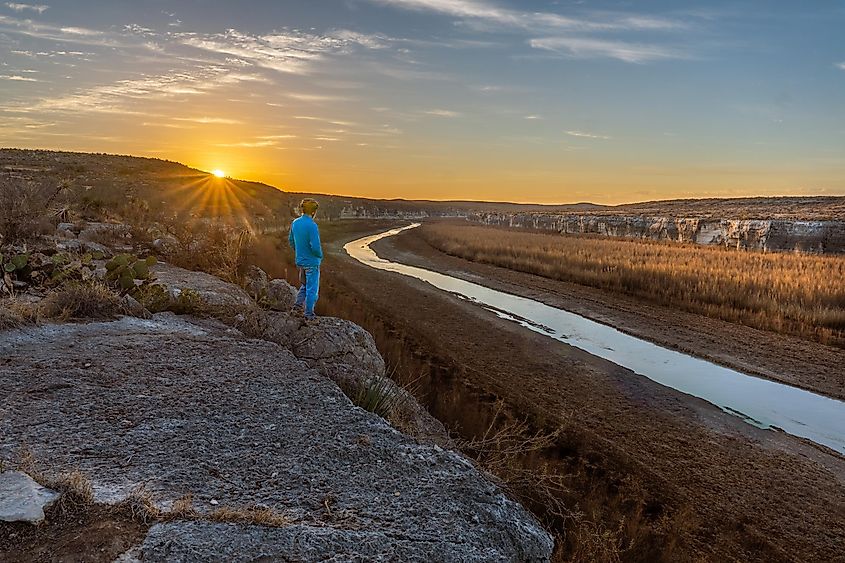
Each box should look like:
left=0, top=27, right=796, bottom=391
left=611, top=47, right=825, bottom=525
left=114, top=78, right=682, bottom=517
left=422, top=222, right=845, bottom=346
left=39, top=283, right=123, bottom=321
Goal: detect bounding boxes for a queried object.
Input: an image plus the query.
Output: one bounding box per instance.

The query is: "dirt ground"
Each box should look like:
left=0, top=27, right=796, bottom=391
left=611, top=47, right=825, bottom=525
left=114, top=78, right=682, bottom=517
left=0, top=505, right=148, bottom=563
left=314, top=220, right=845, bottom=562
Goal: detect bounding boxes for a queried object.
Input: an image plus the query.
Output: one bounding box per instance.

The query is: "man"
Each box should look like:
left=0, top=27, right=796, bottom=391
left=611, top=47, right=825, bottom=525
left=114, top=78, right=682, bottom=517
left=289, top=198, right=323, bottom=320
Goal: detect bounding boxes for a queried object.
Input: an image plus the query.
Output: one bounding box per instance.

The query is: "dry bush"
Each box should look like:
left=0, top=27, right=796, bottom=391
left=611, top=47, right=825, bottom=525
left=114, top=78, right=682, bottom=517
left=423, top=223, right=845, bottom=346
left=49, top=470, right=96, bottom=515
left=0, top=304, right=25, bottom=330
left=39, top=283, right=122, bottom=321
left=164, top=219, right=254, bottom=283
left=0, top=176, right=66, bottom=243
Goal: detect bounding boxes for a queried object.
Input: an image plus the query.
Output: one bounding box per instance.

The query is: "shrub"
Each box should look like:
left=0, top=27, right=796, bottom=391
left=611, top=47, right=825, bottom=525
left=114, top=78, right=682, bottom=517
left=0, top=176, right=66, bottom=243
left=40, top=283, right=122, bottom=321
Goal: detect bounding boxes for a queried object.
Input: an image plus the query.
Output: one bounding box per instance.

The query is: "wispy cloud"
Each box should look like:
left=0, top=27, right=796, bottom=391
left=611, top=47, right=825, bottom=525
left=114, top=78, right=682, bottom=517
left=0, top=14, right=112, bottom=46
left=368, top=0, right=691, bottom=63
left=28, top=68, right=265, bottom=115
left=0, top=74, right=38, bottom=81
left=179, top=28, right=388, bottom=75
left=529, top=37, right=684, bottom=63
left=836, top=62, right=845, bottom=71
left=566, top=130, right=611, bottom=140
left=5, top=2, right=48, bottom=14
left=367, top=0, right=686, bottom=32
left=174, top=116, right=243, bottom=124
left=424, top=109, right=462, bottom=117
left=524, top=114, right=541, bottom=120
left=215, top=139, right=276, bottom=147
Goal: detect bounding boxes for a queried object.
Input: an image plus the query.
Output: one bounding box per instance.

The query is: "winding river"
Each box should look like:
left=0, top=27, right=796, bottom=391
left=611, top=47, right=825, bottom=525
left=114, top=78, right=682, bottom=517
left=345, top=224, right=845, bottom=455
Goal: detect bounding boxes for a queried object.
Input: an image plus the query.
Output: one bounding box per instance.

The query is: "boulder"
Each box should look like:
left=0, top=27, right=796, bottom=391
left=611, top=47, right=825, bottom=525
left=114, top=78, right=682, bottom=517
left=289, top=316, right=448, bottom=442
left=243, top=265, right=269, bottom=300
left=120, top=294, right=152, bottom=319
left=151, top=263, right=252, bottom=309
left=267, top=278, right=298, bottom=311
left=152, top=235, right=179, bottom=255
left=0, top=315, right=553, bottom=560
left=0, top=471, right=59, bottom=524
left=78, top=222, right=131, bottom=243
left=291, top=316, right=386, bottom=388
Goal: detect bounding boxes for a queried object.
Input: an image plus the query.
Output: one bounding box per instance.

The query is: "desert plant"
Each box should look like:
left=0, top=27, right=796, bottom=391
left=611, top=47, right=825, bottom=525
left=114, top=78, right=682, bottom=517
left=348, top=374, right=407, bottom=419
left=40, top=282, right=122, bottom=320
left=1, top=252, right=29, bottom=275
left=133, top=283, right=171, bottom=313
left=0, top=176, right=66, bottom=243
left=105, top=253, right=157, bottom=291
left=168, top=288, right=204, bottom=315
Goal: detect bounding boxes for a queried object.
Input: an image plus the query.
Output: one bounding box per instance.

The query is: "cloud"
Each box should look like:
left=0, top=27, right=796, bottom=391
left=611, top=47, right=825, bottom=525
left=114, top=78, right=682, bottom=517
left=287, top=92, right=354, bottom=103
left=215, top=140, right=277, bottom=147
left=179, top=28, right=388, bottom=75
left=28, top=67, right=265, bottom=115
left=0, top=74, right=38, bottom=81
left=367, top=0, right=685, bottom=32
left=5, top=3, right=48, bottom=14
left=524, top=115, right=541, bottom=120
left=566, top=130, right=611, bottom=140
left=529, top=37, right=683, bottom=63
left=0, top=14, right=111, bottom=46
left=424, top=109, right=462, bottom=117
left=836, top=62, right=845, bottom=71
left=174, top=116, right=243, bottom=124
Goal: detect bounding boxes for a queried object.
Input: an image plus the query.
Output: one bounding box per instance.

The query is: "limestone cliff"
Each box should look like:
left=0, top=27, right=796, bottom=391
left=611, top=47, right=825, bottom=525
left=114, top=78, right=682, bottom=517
left=468, top=212, right=845, bottom=253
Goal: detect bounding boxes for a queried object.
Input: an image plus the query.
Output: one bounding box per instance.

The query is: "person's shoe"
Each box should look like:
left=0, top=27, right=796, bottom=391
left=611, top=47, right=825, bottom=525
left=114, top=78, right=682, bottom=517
left=291, top=306, right=305, bottom=317
left=304, top=314, right=318, bottom=323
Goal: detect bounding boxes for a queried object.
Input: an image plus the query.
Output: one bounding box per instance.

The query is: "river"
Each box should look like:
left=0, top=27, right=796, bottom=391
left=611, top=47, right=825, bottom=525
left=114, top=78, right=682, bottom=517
left=344, top=223, right=845, bottom=454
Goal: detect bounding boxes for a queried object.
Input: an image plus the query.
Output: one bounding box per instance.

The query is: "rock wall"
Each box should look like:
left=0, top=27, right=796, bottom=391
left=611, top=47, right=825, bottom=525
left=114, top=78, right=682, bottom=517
left=339, top=205, right=468, bottom=220
left=468, top=212, right=845, bottom=253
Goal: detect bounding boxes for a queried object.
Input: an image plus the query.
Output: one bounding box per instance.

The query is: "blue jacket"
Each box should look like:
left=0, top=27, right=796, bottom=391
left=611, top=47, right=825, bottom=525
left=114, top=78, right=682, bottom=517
left=288, top=214, right=323, bottom=267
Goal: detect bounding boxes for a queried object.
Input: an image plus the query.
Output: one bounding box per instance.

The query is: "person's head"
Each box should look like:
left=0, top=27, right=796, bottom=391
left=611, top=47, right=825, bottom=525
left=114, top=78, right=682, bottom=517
left=300, top=198, right=319, bottom=217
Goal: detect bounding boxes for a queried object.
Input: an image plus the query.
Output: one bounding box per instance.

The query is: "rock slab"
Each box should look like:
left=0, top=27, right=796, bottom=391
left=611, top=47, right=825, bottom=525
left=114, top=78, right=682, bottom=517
left=0, top=315, right=552, bottom=561
left=0, top=471, right=59, bottom=524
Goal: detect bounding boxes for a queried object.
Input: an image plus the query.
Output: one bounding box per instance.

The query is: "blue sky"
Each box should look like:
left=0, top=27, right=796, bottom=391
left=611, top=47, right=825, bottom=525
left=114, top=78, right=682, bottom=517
left=1, top=0, right=843, bottom=203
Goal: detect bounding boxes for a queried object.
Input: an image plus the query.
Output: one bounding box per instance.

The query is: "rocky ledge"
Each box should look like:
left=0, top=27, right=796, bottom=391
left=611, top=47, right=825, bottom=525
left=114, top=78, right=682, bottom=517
left=0, top=275, right=553, bottom=560
left=469, top=212, right=845, bottom=253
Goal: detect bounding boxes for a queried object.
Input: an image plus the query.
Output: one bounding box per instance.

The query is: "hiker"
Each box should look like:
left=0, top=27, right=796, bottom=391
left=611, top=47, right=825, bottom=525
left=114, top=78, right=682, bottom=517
left=289, top=198, right=323, bottom=320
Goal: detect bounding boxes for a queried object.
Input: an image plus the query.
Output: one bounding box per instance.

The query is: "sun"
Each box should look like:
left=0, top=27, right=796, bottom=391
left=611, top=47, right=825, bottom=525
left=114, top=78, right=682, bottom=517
left=212, top=169, right=226, bottom=178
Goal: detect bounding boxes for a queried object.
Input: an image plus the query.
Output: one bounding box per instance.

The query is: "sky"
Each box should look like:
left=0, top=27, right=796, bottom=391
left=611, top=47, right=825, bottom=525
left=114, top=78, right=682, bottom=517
left=1, top=0, right=844, bottom=204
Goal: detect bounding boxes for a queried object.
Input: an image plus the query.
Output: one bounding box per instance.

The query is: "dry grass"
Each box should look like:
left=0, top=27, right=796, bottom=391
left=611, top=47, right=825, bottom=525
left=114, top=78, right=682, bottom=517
left=422, top=223, right=845, bottom=346
left=39, top=283, right=123, bottom=321
left=164, top=220, right=255, bottom=283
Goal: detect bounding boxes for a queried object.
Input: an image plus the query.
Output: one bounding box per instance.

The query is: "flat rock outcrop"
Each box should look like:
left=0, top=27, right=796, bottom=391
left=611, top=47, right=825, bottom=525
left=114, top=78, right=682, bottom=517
left=151, top=262, right=252, bottom=308
left=0, top=471, right=59, bottom=524
left=0, top=315, right=552, bottom=561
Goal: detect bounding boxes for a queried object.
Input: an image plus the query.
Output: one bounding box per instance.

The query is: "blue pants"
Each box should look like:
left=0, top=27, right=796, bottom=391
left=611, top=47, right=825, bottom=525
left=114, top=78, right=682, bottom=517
left=295, top=266, right=320, bottom=317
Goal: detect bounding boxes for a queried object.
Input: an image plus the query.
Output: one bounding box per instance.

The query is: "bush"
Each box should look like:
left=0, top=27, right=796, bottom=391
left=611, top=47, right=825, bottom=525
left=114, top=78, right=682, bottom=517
left=40, top=283, right=122, bottom=321
left=0, top=176, right=65, bottom=243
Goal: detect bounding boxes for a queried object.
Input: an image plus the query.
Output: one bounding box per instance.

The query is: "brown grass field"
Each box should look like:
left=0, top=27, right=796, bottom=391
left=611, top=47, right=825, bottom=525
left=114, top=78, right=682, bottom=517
left=421, top=222, right=845, bottom=347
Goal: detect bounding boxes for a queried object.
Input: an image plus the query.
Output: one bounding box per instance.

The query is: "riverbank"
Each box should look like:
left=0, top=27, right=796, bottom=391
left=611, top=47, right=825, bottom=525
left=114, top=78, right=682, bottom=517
left=377, top=221, right=845, bottom=402
left=316, top=220, right=845, bottom=561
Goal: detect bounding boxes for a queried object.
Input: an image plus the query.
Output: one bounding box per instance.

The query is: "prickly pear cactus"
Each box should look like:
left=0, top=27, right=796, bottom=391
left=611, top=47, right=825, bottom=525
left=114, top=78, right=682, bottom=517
left=1, top=253, right=29, bottom=274
left=105, top=253, right=157, bottom=291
